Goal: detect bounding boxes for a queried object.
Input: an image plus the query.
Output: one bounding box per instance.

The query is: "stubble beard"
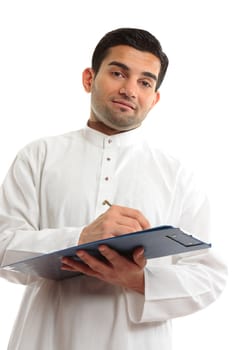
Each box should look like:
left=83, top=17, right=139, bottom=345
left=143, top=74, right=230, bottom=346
left=91, top=99, right=145, bottom=132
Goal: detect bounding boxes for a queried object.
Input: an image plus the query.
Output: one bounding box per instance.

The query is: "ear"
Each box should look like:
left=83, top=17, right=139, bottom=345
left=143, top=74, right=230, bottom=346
left=150, top=91, right=160, bottom=109
left=82, top=68, right=94, bottom=92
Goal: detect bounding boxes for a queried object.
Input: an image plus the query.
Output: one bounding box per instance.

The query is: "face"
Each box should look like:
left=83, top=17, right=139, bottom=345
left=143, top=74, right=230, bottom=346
left=83, top=45, right=161, bottom=135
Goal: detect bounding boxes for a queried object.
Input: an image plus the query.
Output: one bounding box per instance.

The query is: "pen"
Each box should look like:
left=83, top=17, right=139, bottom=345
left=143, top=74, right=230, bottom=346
left=102, top=200, right=112, bottom=207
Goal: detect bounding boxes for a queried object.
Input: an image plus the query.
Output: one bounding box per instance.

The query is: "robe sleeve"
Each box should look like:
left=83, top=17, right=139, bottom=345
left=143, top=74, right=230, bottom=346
left=124, top=166, right=227, bottom=323
left=0, top=148, right=83, bottom=285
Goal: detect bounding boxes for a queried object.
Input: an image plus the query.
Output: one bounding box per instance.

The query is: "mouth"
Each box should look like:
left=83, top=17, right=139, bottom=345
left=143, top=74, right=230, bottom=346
left=112, top=98, right=136, bottom=110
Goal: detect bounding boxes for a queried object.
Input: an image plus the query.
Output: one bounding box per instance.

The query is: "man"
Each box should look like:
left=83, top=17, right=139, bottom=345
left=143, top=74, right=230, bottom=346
left=0, top=28, right=227, bottom=349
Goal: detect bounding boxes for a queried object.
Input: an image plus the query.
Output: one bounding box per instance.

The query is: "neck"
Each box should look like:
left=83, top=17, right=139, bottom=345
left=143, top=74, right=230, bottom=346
left=87, top=120, right=130, bottom=135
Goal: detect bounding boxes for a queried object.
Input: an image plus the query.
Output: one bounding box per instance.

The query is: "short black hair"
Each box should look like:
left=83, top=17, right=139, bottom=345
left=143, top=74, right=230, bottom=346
left=91, top=27, right=169, bottom=91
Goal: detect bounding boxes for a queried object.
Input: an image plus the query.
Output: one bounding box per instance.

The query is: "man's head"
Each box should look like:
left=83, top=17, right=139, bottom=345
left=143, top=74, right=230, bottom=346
left=91, top=27, right=169, bottom=91
left=83, top=28, right=169, bottom=134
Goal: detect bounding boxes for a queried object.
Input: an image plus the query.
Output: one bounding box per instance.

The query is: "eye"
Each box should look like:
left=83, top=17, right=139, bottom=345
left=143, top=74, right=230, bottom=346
left=111, top=71, right=125, bottom=79
left=140, top=80, right=152, bottom=88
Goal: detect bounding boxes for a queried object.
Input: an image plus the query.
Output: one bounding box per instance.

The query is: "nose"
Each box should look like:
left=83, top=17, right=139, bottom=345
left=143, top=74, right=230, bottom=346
left=119, top=83, right=136, bottom=99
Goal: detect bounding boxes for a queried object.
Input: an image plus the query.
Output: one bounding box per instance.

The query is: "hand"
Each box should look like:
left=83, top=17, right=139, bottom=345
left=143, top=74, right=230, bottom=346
left=61, top=245, right=146, bottom=294
left=78, top=205, right=150, bottom=245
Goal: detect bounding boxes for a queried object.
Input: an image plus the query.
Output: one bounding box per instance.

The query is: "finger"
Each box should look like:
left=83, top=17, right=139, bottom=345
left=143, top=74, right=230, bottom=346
left=117, top=206, right=151, bottom=230
left=100, top=222, right=140, bottom=236
left=100, top=211, right=143, bottom=234
left=132, top=247, right=147, bottom=268
left=61, top=257, right=87, bottom=271
left=98, top=245, right=135, bottom=271
left=61, top=256, right=102, bottom=277
left=104, top=205, right=150, bottom=234
left=98, top=245, right=123, bottom=267
left=76, top=250, right=112, bottom=274
left=115, top=217, right=144, bottom=232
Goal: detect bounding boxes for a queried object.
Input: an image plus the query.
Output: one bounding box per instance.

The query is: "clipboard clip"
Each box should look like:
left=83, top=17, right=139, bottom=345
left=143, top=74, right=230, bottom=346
left=166, top=232, right=206, bottom=247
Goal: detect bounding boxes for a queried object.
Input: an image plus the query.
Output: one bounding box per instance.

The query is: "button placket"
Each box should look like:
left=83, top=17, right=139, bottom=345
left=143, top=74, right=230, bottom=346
left=103, top=138, right=115, bottom=183
left=95, top=138, right=116, bottom=217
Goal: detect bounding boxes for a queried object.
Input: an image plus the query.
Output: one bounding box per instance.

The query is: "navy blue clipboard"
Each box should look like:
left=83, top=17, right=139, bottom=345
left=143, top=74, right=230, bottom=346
left=1, top=226, right=211, bottom=280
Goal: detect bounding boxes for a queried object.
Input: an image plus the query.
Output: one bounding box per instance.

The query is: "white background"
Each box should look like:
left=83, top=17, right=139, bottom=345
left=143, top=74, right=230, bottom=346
left=0, top=0, right=232, bottom=349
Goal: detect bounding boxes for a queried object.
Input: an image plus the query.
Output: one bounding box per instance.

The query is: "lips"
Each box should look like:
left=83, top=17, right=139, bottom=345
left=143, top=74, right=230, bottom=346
left=112, top=99, right=136, bottom=110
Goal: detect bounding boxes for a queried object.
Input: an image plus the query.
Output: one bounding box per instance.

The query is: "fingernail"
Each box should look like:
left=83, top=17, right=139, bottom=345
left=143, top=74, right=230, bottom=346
left=98, top=245, right=105, bottom=253
left=138, top=249, right=144, bottom=256
left=77, top=251, right=84, bottom=258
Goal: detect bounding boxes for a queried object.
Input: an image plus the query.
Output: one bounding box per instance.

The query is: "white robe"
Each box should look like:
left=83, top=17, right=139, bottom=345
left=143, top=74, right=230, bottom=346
left=0, top=126, right=227, bottom=350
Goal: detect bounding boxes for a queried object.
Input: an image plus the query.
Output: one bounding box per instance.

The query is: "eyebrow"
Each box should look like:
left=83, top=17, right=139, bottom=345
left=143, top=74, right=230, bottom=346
left=108, top=61, right=158, bottom=82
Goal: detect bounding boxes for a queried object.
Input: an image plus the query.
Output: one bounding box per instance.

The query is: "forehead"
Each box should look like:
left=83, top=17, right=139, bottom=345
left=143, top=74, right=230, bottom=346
left=101, top=45, right=161, bottom=75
